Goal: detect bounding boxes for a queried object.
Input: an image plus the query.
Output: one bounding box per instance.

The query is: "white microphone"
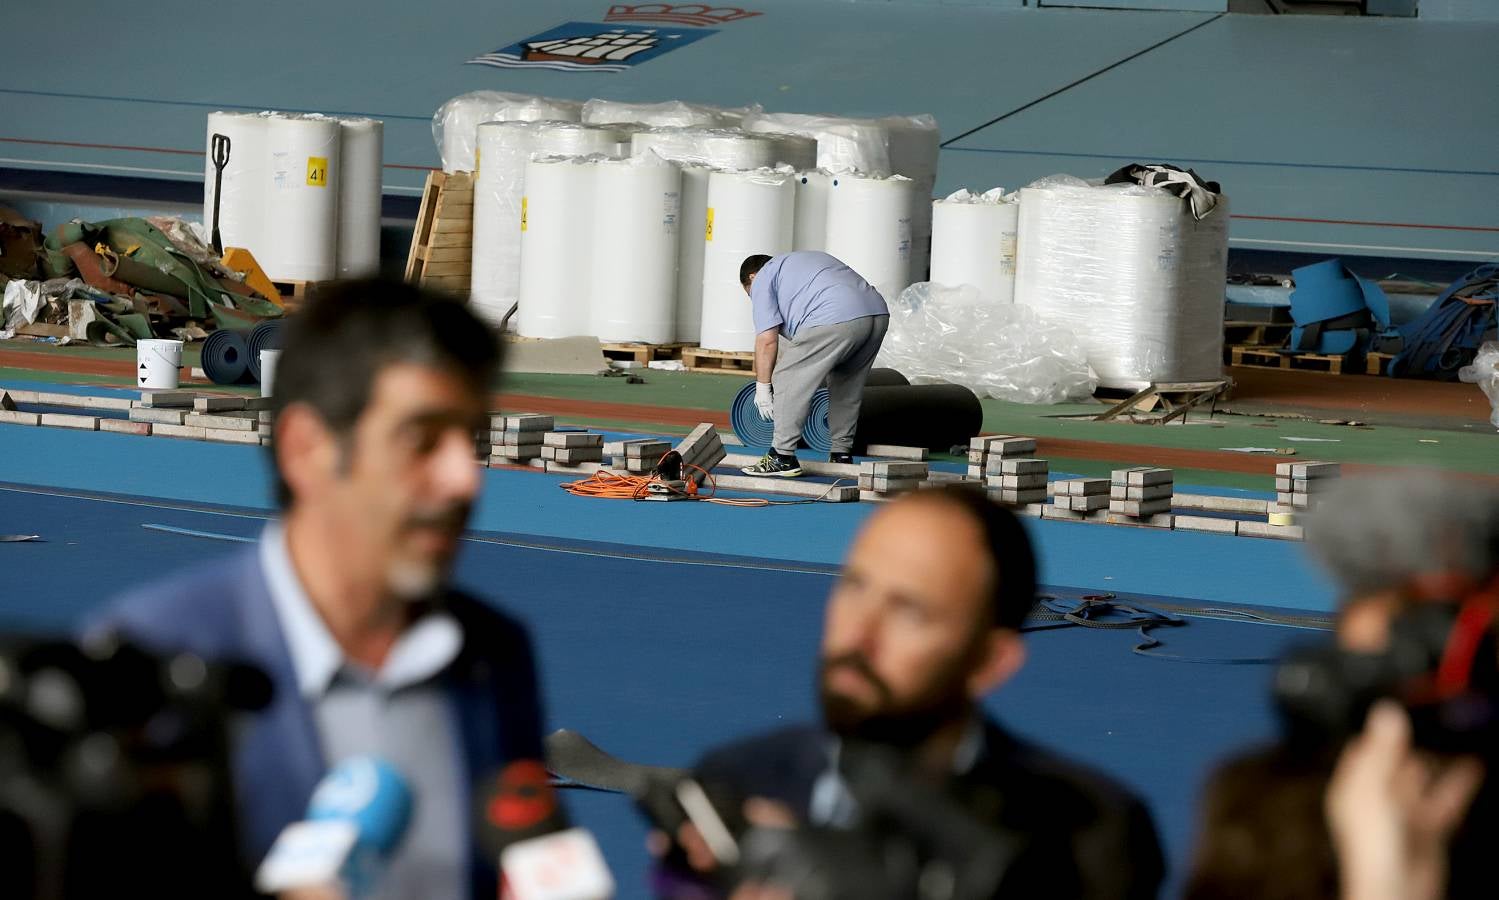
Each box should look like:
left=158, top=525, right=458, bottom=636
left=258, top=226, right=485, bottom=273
left=474, top=759, right=614, bottom=900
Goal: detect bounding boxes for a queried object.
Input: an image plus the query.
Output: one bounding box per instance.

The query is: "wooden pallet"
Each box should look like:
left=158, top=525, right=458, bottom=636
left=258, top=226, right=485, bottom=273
left=1095, top=380, right=1231, bottom=425
left=1223, top=321, right=1292, bottom=348
left=269, top=279, right=323, bottom=308
left=1366, top=351, right=1396, bottom=376
left=405, top=170, right=473, bottom=294
left=601, top=342, right=697, bottom=365
left=682, top=347, right=753, bottom=374
left=1231, top=346, right=1348, bottom=375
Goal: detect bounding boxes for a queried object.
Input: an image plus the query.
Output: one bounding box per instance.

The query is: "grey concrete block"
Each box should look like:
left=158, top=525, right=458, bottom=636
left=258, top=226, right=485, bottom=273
left=36, top=391, right=131, bottom=411
left=206, top=428, right=261, bottom=445
left=1110, top=483, right=1175, bottom=502
left=0, top=410, right=41, bottom=426
left=1054, top=493, right=1109, bottom=512
left=1055, top=478, right=1110, bottom=497
left=862, top=460, right=928, bottom=479
left=1109, top=498, right=1173, bottom=517
left=100, top=419, right=152, bottom=436
left=185, top=413, right=258, bottom=431
left=40, top=413, right=98, bottom=430
left=1173, top=515, right=1238, bottom=535
left=153, top=424, right=208, bottom=440
left=986, top=457, right=1048, bottom=476
left=193, top=397, right=246, bottom=412
left=129, top=407, right=187, bottom=425
left=1275, top=461, right=1340, bottom=480
left=493, top=414, right=555, bottom=432
left=1112, top=467, right=1173, bottom=487
left=138, top=391, right=196, bottom=408
left=990, top=488, right=1048, bottom=506
left=1106, top=512, right=1175, bottom=529
left=625, top=440, right=672, bottom=459
left=869, top=476, right=924, bottom=493
left=1237, top=521, right=1305, bottom=541
left=492, top=430, right=545, bottom=446
left=985, top=473, right=1048, bottom=490
left=543, top=431, right=605, bottom=448
left=864, top=444, right=927, bottom=460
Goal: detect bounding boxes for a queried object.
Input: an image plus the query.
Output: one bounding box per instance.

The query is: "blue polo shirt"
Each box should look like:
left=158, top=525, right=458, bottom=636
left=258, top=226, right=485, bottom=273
left=749, top=251, right=889, bottom=339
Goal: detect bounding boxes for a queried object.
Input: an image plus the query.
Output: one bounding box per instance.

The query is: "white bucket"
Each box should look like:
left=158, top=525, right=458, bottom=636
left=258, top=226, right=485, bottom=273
left=136, top=339, right=183, bottom=389
left=259, top=349, right=282, bottom=398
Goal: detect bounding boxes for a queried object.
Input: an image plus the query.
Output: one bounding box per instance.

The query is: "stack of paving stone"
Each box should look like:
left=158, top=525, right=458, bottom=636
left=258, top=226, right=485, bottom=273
left=489, top=414, right=553, bottom=465
left=858, top=460, right=929, bottom=497
left=966, top=435, right=1038, bottom=481
left=541, top=431, right=605, bottom=468
left=984, top=457, right=1049, bottom=510
left=675, top=424, right=726, bottom=488
left=1048, top=477, right=1110, bottom=519
left=1108, top=467, right=1175, bottom=527
left=1273, top=461, right=1341, bottom=519
left=605, top=439, right=672, bottom=475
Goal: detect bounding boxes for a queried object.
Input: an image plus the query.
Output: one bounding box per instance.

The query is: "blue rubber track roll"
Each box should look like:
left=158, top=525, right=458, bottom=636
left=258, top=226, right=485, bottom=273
left=201, top=328, right=250, bottom=385
left=246, top=319, right=285, bottom=382
left=730, top=368, right=911, bottom=451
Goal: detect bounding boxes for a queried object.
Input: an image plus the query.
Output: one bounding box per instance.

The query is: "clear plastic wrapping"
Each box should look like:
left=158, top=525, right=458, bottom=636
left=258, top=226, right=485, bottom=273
left=432, top=91, right=584, bottom=173
left=1459, top=341, right=1499, bottom=430
left=740, top=112, right=891, bottom=176
left=1012, top=174, right=1229, bottom=390
left=629, top=127, right=778, bottom=169
left=581, top=99, right=760, bottom=128
left=877, top=282, right=1097, bottom=404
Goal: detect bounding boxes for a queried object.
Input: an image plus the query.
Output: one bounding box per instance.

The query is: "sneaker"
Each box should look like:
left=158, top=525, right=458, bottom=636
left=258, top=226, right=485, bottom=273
left=828, top=453, right=854, bottom=465
left=742, top=452, right=803, bottom=478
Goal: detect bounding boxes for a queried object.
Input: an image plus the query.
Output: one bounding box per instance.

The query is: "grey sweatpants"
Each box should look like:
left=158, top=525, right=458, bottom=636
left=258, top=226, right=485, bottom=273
left=772, top=314, right=890, bottom=456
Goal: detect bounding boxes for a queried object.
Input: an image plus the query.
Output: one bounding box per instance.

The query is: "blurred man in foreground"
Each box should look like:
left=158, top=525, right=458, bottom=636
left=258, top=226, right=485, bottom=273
left=89, top=280, right=544, bottom=899
left=679, top=487, right=1163, bottom=899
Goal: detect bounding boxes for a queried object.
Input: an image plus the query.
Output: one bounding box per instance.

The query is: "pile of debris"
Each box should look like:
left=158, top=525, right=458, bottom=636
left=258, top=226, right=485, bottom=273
left=0, top=208, right=283, bottom=346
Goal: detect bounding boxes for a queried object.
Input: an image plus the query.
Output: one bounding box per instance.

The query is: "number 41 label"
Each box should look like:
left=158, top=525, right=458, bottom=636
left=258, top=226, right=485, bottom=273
left=306, top=157, right=329, bottom=187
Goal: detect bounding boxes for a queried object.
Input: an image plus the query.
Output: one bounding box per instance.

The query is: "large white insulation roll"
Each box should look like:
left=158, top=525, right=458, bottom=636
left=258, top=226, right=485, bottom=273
left=582, top=99, right=752, bottom=129
left=742, top=113, right=891, bottom=176
left=630, top=127, right=776, bottom=169
left=674, top=165, right=714, bottom=343
left=518, top=157, right=596, bottom=339
left=824, top=173, right=914, bottom=304
left=1013, top=177, right=1230, bottom=390
left=336, top=117, right=383, bottom=278
left=930, top=188, right=1018, bottom=305
left=531, top=122, right=628, bottom=159
left=203, top=111, right=270, bottom=258
left=589, top=156, right=683, bottom=344
left=792, top=171, right=832, bottom=252
left=470, top=121, right=538, bottom=326
left=760, top=133, right=819, bottom=171
left=433, top=91, right=583, bottom=173
left=263, top=115, right=341, bottom=282
left=699, top=169, right=795, bottom=352
left=881, top=115, right=940, bottom=282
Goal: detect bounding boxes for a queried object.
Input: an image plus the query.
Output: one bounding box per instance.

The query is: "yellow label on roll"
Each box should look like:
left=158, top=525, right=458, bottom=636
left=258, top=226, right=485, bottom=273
left=704, top=207, right=715, bottom=242
left=306, top=157, right=328, bottom=187
left=521, top=197, right=528, bottom=232
left=475, top=148, right=481, bottom=176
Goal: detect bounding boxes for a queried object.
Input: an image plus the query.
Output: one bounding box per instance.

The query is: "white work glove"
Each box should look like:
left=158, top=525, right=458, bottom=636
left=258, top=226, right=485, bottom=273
left=754, top=382, right=774, bottom=421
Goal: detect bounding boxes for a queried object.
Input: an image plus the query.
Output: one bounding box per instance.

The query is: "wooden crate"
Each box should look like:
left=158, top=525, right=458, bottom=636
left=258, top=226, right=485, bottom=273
left=1365, top=351, right=1396, bottom=376
left=1231, top=347, right=1347, bottom=375
left=682, top=347, right=753, bottom=374
left=601, top=341, right=696, bottom=365
left=1223, top=321, right=1292, bottom=348
left=405, top=170, right=473, bottom=294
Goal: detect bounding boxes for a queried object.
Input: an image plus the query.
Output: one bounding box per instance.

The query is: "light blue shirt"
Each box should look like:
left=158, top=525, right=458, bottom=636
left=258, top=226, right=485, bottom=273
left=260, top=522, right=468, bottom=900
left=750, top=251, right=889, bottom=339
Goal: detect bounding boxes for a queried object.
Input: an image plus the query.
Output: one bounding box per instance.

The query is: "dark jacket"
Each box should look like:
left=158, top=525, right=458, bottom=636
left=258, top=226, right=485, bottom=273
left=85, top=545, right=545, bottom=899
left=695, top=720, right=1164, bottom=900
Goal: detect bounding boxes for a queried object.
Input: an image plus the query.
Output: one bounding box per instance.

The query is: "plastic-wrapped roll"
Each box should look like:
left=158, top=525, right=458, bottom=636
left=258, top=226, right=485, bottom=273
left=1014, top=176, right=1229, bottom=389
left=881, top=115, right=941, bottom=282
left=202, top=328, right=251, bottom=385
left=531, top=123, right=628, bottom=159
left=762, top=133, right=819, bottom=172
left=336, top=117, right=383, bottom=279
left=203, top=111, right=270, bottom=258
left=263, top=115, right=341, bottom=282
left=825, top=173, right=914, bottom=304
left=246, top=319, right=285, bottom=382
left=471, top=121, right=539, bottom=326
left=433, top=91, right=583, bottom=173
left=930, top=188, right=1018, bottom=304
left=582, top=99, right=755, bottom=129
left=699, top=169, right=795, bottom=352
left=517, top=156, right=596, bottom=339
left=588, top=157, right=682, bottom=344
left=629, top=127, right=777, bottom=170
left=793, top=171, right=832, bottom=252
left=674, top=164, right=714, bottom=343
left=741, top=113, right=891, bottom=176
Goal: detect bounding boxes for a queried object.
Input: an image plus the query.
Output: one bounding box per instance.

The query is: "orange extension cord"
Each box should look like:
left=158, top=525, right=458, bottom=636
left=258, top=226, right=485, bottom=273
left=558, top=457, right=852, bottom=507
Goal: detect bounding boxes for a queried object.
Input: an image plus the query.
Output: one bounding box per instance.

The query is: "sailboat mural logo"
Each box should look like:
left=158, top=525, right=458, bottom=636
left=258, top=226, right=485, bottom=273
left=468, top=5, right=760, bottom=73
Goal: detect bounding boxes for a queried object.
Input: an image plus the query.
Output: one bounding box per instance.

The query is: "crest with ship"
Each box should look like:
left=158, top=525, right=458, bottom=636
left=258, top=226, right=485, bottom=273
left=470, top=4, right=760, bottom=73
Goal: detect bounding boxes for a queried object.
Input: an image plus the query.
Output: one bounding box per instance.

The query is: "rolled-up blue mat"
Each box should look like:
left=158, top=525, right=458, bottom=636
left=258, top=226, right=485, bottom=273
left=730, top=380, right=776, bottom=450
left=246, top=319, right=284, bottom=382
left=202, top=328, right=250, bottom=385
left=734, top=368, right=950, bottom=453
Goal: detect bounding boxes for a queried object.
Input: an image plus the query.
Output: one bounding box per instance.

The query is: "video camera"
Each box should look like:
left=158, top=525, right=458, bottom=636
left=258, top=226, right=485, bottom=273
left=1275, top=592, right=1499, bottom=755
left=637, top=741, right=1021, bottom=900
left=0, top=631, right=271, bottom=899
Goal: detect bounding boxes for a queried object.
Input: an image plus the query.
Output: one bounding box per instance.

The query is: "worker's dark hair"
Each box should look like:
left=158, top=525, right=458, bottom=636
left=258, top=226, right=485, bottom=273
left=268, top=278, right=500, bottom=507
left=908, top=486, right=1038, bottom=631
left=739, top=254, right=773, bottom=287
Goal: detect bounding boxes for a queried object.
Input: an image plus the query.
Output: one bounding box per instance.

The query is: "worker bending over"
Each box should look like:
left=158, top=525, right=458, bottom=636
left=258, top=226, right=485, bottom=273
left=739, top=251, right=890, bottom=477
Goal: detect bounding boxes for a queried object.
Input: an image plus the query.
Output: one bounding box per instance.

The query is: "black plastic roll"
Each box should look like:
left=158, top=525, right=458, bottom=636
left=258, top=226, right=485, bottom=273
left=246, top=320, right=285, bottom=382
left=851, top=384, right=983, bottom=451
left=859, top=368, right=910, bottom=388
left=201, top=328, right=250, bottom=385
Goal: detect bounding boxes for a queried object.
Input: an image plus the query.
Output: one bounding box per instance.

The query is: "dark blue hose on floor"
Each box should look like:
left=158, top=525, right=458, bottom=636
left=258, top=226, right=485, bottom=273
left=246, top=320, right=284, bottom=382
left=202, top=328, right=250, bottom=385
